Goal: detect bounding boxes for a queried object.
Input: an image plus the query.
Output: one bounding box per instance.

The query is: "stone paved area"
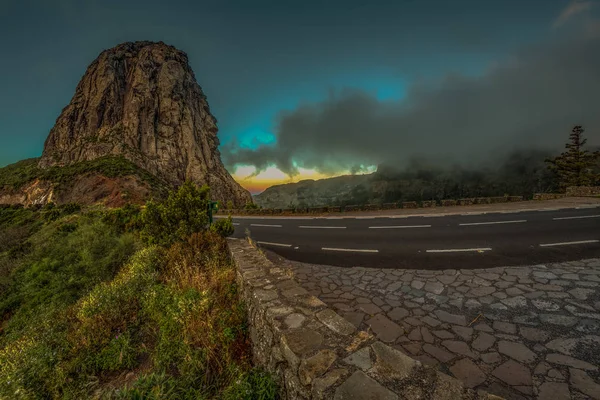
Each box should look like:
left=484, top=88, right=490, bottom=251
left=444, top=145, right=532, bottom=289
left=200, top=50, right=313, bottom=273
left=270, top=253, right=600, bottom=400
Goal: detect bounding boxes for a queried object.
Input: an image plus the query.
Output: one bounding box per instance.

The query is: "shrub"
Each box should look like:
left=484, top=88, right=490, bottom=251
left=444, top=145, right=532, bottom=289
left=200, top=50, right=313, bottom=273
left=244, top=202, right=259, bottom=210
left=102, top=203, right=142, bottom=234
left=59, top=203, right=81, bottom=214
left=140, top=182, right=210, bottom=246
left=211, top=216, right=235, bottom=237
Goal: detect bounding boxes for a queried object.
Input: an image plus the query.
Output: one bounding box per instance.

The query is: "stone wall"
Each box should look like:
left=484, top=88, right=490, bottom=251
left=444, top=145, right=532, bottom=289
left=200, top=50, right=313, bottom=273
left=402, top=201, right=418, bottom=209
left=441, top=199, right=457, bottom=207
left=216, top=195, right=531, bottom=216
left=566, top=186, right=600, bottom=197
left=229, top=238, right=501, bottom=400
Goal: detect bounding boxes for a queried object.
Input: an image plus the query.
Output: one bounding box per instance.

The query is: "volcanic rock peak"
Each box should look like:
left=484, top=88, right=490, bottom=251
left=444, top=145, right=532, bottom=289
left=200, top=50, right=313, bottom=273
left=39, top=41, right=251, bottom=206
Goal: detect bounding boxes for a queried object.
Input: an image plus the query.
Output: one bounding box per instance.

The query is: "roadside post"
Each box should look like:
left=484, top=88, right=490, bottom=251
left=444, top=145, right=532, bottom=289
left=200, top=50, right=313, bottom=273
left=208, top=201, right=219, bottom=225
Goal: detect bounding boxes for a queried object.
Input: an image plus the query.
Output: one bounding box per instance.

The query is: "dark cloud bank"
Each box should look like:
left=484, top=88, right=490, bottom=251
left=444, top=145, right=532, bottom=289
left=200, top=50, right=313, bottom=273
left=224, top=26, right=600, bottom=176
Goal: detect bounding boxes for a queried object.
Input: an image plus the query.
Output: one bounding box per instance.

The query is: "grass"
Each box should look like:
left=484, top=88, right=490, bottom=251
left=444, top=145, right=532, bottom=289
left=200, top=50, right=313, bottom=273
left=0, top=193, right=277, bottom=399
left=0, top=156, right=166, bottom=191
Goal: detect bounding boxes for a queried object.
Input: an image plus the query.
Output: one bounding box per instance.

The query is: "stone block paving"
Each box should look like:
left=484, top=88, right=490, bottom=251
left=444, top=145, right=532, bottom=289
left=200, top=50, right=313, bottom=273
left=276, top=255, right=600, bottom=400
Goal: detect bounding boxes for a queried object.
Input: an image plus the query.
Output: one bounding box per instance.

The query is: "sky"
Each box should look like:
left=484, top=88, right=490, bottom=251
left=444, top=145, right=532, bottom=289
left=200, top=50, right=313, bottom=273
left=1, top=0, right=599, bottom=193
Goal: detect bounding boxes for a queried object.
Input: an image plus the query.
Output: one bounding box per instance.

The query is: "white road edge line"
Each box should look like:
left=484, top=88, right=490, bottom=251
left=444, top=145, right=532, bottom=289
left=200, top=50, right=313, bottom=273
left=250, top=224, right=282, bottom=228
left=553, top=215, right=600, bottom=220
left=232, top=223, right=240, bottom=226
left=426, top=247, right=492, bottom=253
left=369, top=225, right=431, bottom=229
left=459, top=220, right=527, bottom=226
left=322, top=247, right=379, bottom=253
left=256, top=241, right=292, bottom=248
left=299, top=226, right=347, bottom=229
left=539, top=240, right=599, bottom=247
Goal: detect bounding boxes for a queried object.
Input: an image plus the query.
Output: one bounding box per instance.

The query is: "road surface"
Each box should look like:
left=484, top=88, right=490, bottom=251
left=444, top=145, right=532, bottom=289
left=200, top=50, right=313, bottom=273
left=226, top=205, right=600, bottom=269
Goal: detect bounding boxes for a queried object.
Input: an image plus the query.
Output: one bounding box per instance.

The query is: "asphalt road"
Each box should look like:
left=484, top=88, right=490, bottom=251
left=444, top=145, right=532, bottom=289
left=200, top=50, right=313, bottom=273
left=225, top=206, right=600, bottom=269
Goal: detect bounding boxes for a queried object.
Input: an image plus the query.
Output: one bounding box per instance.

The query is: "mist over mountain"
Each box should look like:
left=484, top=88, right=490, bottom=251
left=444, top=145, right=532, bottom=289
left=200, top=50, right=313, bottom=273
left=226, top=26, right=600, bottom=178
left=253, top=147, right=580, bottom=209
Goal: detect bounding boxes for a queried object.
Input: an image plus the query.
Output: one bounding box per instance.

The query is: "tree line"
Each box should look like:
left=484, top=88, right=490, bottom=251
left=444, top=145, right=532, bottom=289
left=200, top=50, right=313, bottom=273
left=334, top=125, right=599, bottom=206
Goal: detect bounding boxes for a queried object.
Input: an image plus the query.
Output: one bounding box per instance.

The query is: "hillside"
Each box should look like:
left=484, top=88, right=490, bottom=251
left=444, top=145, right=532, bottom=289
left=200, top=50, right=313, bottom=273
left=0, top=156, right=168, bottom=207
left=253, top=174, right=371, bottom=208
left=254, top=149, right=562, bottom=209
left=0, top=184, right=276, bottom=399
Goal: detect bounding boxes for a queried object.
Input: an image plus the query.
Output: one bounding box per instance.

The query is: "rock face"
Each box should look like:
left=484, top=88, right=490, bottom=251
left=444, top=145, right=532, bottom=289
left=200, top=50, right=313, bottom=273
left=39, top=41, right=251, bottom=206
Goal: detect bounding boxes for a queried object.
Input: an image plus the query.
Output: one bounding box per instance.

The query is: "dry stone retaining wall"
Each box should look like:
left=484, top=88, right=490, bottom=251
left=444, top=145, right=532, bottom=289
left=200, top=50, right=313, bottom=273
left=533, top=193, right=566, bottom=201
left=217, top=195, right=536, bottom=216
left=566, top=186, right=600, bottom=197
left=229, top=238, right=501, bottom=400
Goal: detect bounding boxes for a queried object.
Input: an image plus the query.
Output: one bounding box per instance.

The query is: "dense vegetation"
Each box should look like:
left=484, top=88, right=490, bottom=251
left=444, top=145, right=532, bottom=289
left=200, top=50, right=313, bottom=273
left=0, top=183, right=276, bottom=399
left=256, top=127, right=600, bottom=209
left=0, top=156, right=166, bottom=191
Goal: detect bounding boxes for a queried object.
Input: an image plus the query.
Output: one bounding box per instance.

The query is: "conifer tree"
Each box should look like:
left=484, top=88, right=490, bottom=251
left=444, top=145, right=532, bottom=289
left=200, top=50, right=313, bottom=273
left=546, top=125, right=600, bottom=190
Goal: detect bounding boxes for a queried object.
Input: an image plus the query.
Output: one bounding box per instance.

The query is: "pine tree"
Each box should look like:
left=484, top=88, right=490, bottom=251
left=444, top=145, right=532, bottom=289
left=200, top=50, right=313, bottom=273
left=546, top=125, right=600, bottom=190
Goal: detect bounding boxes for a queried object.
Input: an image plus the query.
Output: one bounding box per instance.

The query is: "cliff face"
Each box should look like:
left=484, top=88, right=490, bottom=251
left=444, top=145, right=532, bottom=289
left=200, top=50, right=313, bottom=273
left=39, top=41, right=251, bottom=206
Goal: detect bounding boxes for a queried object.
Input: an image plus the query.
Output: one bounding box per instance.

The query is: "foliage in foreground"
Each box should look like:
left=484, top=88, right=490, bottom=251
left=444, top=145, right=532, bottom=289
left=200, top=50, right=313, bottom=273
left=0, top=184, right=275, bottom=399
left=140, top=181, right=211, bottom=246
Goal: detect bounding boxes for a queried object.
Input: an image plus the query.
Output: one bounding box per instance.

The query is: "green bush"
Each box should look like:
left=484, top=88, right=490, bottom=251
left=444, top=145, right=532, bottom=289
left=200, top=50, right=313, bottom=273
left=102, top=203, right=142, bottom=234
left=211, top=216, right=235, bottom=237
left=140, top=182, right=210, bottom=246
left=244, top=202, right=259, bottom=210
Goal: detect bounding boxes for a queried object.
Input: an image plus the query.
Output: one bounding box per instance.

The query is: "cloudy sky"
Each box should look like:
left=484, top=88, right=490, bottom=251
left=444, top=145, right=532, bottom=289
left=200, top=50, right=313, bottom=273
left=1, top=0, right=599, bottom=193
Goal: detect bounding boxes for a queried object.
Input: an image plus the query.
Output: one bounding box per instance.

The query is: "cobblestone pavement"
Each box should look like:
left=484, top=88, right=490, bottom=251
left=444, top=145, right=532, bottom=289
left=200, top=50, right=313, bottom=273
left=269, top=253, right=600, bottom=400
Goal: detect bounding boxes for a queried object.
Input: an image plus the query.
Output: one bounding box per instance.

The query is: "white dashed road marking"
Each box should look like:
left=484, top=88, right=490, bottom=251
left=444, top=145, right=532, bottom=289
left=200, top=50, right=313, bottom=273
left=369, top=225, right=431, bottom=229
left=426, top=247, right=492, bottom=253
left=459, top=220, right=527, bottom=226
left=322, top=247, right=379, bottom=253
left=250, top=224, right=282, bottom=228
left=539, top=240, right=599, bottom=247
left=256, top=241, right=292, bottom=248
left=299, top=226, right=347, bottom=229
left=552, top=215, right=600, bottom=221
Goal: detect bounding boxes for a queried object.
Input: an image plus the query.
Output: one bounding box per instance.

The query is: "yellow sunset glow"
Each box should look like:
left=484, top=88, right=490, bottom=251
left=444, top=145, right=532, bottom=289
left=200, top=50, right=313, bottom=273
left=232, top=165, right=334, bottom=194
left=231, top=165, right=377, bottom=194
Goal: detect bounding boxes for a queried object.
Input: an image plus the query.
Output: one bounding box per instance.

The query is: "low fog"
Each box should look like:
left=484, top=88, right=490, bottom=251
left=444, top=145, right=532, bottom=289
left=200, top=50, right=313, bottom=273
left=224, top=25, right=600, bottom=176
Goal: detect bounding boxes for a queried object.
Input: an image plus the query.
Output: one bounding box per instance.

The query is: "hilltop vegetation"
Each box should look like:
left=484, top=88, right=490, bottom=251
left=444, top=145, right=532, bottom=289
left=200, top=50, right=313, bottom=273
left=0, top=156, right=167, bottom=191
left=0, top=183, right=275, bottom=399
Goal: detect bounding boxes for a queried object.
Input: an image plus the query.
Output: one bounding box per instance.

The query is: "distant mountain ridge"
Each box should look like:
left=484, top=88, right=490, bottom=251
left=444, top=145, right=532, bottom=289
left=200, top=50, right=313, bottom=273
left=253, top=174, right=371, bottom=208
left=253, top=150, right=565, bottom=209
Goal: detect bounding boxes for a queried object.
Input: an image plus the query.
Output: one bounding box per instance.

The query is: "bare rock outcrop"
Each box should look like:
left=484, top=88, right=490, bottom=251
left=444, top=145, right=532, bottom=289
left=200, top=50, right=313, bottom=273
left=39, top=41, right=251, bottom=206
